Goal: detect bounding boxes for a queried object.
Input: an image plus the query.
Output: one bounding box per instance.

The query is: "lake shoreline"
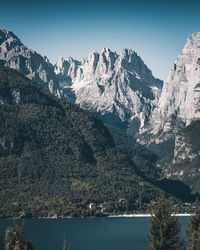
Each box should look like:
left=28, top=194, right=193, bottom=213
left=108, top=213, right=192, bottom=218
left=1, top=213, right=192, bottom=220
left=0, top=216, right=190, bottom=250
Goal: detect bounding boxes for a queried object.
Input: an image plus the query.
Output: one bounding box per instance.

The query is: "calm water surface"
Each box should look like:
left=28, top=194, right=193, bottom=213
left=0, top=217, right=189, bottom=250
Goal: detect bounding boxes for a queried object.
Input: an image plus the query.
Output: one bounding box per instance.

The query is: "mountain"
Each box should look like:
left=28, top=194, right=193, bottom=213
left=0, top=28, right=163, bottom=136
left=137, top=32, right=200, bottom=195
left=54, top=48, right=163, bottom=134
left=2, top=28, right=199, bottom=143
left=1, top=28, right=199, bottom=200
left=145, top=32, right=200, bottom=142
left=0, top=67, right=171, bottom=218
left=166, top=120, right=200, bottom=194
left=0, top=28, right=62, bottom=98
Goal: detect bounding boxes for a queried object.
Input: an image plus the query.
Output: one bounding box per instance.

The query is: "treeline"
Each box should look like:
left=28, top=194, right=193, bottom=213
left=147, top=196, right=200, bottom=250
left=1, top=198, right=200, bottom=250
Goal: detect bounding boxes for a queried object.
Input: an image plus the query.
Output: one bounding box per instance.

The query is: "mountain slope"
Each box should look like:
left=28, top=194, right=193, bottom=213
left=0, top=28, right=163, bottom=136
left=55, top=48, right=163, bottom=134
left=147, top=32, right=200, bottom=141
left=0, top=67, right=168, bottom=217
left=1, top=28, right=199, bottom=200
left=166, top=120, right=200, bottom=194
left=0, top=28, right=62, bottom=98
left=137, top=32, right=200, bottom=196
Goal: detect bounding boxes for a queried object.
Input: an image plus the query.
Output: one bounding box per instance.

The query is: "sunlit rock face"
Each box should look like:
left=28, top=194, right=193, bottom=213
left=2, top=28, right=200, bottom=144
left=55, top=47, right=163, bottom=133
left=150, top=32, right=200, bottom=136
left=0, top=28, right=62, bottom=98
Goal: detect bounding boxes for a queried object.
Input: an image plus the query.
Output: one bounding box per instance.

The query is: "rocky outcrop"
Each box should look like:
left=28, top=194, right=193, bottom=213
left=0, top=28, right=62, bottom=98
left=149, top=32, right=200, bottom=137
left=55, top=47, right=163, bottom=134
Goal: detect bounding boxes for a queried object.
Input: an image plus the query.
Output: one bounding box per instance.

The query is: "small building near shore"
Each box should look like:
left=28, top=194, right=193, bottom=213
left=88, top=203, right=97, bottom=210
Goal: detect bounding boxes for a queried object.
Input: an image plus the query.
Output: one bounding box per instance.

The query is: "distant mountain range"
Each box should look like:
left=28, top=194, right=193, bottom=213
left=54, top=48, right=163, bottom=133
left=0, top=28, right=200, bottom=215
left=0, top=28, right=163, bottom=134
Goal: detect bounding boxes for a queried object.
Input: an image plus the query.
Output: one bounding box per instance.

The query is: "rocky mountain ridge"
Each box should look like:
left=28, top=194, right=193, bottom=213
left=0, top=28, right=62, bottom=98
left=55, top=47, right=163, bottom=133
left=146, top=32, right=200, bottom=142
left=1, top=28, right=200, bottom=196
left=0, top=28, right=164, bottom=135
left=1, top=28, right=200, bottom=140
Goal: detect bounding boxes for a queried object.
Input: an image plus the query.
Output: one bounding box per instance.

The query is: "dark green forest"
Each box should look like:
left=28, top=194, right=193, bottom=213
left=166, top=120, right=200, bottom=195
left=0, top=68, right=169, bottom=218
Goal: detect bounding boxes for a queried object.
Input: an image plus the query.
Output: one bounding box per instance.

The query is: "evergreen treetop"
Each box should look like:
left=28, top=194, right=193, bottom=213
left=148, top=195, right=184, bottom=250
left=186, top=199, right=200, bottom=250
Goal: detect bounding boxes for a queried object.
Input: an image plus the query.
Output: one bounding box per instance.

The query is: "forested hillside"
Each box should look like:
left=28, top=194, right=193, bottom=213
left=0, top=68, right=167, bottom=218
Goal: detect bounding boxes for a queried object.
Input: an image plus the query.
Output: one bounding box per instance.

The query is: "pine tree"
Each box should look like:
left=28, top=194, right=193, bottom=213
left=62, top=237, right=70, bottom=250
left=147, top=195, right=184, bottom=250
left=186, top=200, right=200, bottom=250
left=62, top=238, right=67, bottom=250
left=4, top=221, right=34, bottom=250
left=0, top=236, right=4, bottom=250
left=5, top=220, right=24, bottom=250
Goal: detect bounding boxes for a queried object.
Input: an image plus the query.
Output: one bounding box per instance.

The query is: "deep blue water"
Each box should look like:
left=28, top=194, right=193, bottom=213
left=0, top=217, right=189, bottom=250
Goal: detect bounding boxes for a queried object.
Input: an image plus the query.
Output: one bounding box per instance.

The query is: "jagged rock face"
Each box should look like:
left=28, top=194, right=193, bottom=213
left=172, top=134, right=197, bottom=165
left=55, top=48, right=163, bottom=134
left=150, top=32, right=200, bottom=136
left=0, top=28, right=61, bottom=98
left=0, top=29, right=163, bottom=135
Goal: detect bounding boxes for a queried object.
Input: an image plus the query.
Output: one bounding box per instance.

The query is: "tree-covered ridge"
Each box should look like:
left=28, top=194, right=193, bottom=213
left=166, top=119, right=200, bottom=195
left=0, top=67, right=167, bottom=218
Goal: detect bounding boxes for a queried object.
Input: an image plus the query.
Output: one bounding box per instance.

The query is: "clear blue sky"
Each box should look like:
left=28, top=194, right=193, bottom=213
left=1, top=0, right=199, bottom=80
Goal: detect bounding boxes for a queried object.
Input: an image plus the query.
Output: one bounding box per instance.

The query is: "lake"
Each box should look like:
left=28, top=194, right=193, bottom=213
left=0, top=216, right=189, bottom=250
